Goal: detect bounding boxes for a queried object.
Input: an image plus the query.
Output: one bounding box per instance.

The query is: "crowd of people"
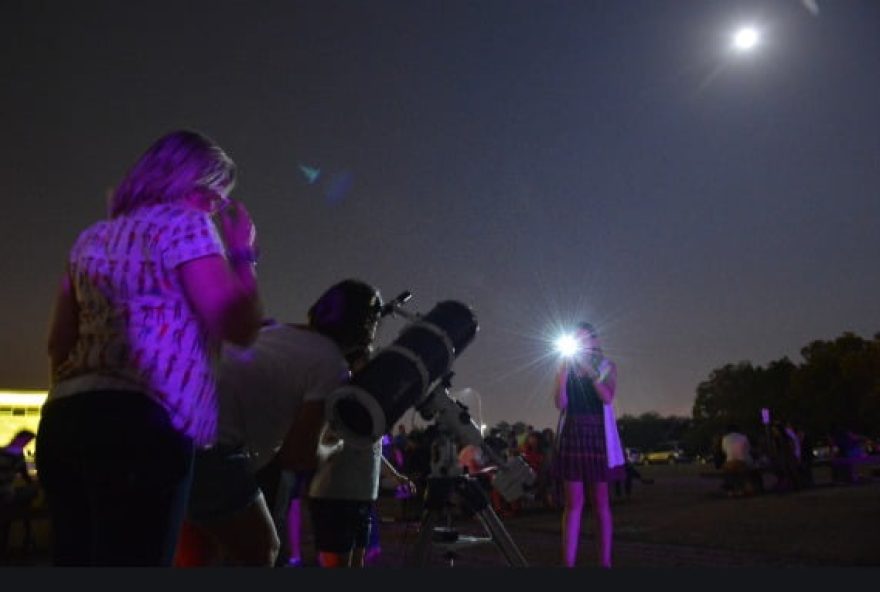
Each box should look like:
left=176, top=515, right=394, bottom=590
left=379, top=422, right=561, bottom=519
left=712, top=419, right=878, bottom=496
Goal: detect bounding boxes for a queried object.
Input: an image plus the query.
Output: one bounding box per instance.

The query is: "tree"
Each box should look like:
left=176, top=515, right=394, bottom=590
left=690, top=361, right=769, bottom=450
left=617, top=413, right=691, bottom=451
left=688, top=331, right=880, bottom=453
left=789, top=332, right=880, bottom=436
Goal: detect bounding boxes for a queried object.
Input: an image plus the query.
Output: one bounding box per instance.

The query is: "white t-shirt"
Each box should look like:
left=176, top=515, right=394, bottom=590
left=721, top=432, right=753, bottom=465
left=308, top=435, right=383, bottom=502
left=215, top=324, right=349, bottom=471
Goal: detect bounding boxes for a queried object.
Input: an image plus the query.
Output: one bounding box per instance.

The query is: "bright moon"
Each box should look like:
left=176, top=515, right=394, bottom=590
left=733, top=27, right=760, bottom=51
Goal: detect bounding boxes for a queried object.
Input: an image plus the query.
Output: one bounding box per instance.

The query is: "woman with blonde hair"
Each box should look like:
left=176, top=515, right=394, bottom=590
left=37, top=130, right=263, bottom=565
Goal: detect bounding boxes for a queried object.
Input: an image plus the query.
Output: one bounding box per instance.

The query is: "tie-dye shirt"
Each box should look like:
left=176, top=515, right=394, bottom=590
left=49, top=203, right=226, bottom=446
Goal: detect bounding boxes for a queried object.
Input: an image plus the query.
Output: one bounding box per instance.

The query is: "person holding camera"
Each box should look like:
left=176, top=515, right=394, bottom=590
left=39, top=130, right=263, bottom=565
left=552, top=322, right=622, bottom=568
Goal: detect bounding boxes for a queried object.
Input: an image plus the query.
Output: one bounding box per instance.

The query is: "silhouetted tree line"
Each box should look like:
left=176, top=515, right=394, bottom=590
left=686, top=331, right=880, bottom=454
left=616, top=413, right=692, bottom=452
left=588, top=332, right=879, bottom=457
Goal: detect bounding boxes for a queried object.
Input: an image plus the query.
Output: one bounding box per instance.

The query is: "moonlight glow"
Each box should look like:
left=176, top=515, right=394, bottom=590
left=733, top=26, right=760, bottom=51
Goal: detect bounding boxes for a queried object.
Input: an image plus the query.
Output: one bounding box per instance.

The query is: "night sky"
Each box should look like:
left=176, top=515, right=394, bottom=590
left=2, top=1, right=878, bottom=431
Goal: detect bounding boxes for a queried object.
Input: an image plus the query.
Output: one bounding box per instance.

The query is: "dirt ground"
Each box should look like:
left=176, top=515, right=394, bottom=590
left=3, top=462, right=879, bottom=567
left=370, top=462, right=880, bottom=567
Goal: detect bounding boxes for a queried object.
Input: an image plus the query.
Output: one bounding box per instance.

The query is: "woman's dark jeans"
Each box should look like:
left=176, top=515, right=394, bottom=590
left=36, top=390, right=194, bottom=565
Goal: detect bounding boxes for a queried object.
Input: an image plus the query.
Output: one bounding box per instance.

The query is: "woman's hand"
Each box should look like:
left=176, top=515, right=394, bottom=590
left=395, top=475, right=417, bottom=498
left=214, top=199, right=257, bottom=254
left=593, top=358, right=617, bottom=404
left=317, top=425, right=344, bottom=461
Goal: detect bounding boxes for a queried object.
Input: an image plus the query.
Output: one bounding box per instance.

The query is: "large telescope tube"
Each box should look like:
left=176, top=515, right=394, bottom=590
left=326, top=300, right=478, bottom=447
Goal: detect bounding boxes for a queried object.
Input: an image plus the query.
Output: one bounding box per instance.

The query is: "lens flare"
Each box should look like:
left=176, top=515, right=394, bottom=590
left=555, top=334, right=580, bottom=358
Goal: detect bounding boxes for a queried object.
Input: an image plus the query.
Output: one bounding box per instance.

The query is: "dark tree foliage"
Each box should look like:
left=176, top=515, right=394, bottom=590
left=617, top=413, right=692, bottom=452
left=688, top=331, right=880, bottom=454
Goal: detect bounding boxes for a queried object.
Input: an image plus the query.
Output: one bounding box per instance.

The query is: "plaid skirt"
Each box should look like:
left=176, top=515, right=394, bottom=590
left=553, top=413, right=624, bottom=484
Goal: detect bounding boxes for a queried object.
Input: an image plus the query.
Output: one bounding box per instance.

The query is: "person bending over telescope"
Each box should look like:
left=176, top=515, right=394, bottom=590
left=176, top=279, right=411, bottom=566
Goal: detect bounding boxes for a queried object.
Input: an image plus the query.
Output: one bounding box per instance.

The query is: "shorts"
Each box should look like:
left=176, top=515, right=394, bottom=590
left=309, top=498, right=372, bottom=553
left=187, top=445, right=261, bottom=524
left=254, top=453, right=314, bottom=526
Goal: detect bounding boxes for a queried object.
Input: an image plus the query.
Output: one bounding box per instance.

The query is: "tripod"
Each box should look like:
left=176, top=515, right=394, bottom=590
left=408, top=433, right=528, bottom=567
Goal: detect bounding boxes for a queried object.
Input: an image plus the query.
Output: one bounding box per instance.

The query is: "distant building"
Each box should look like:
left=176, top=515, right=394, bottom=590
left=0, top=390, right=48, bottom=464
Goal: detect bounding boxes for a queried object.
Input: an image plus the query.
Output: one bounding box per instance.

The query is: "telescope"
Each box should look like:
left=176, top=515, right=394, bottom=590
left=416, top=378, right=536, bottom=503
left=409, top=376, right=534, bottom=566
left=325, top=291, right=534, bottom=502
left=325, top=296, right=478, bottom=448
left=322, top=290, right=537, bottom=566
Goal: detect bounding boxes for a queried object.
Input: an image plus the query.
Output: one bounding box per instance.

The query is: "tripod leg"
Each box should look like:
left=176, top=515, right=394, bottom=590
left=409, top=477, right=458, bottom=566
left=409, top=509, right=439, bottom=566
left=455, top=477, right=529, bottom=567
left=474, top=506, right=529, bottom=567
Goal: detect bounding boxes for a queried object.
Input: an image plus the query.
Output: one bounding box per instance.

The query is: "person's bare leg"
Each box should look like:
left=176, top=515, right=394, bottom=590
left=352, top=546, right=366, bottom=567
left=174, top=519, right=222, bottom=566
left=589, top=482, right=612, bottom=568
left=200, top=494, right=280, bottom=566
left=317, top=550, right=352, bottom=567
left=561, top=480, right=584, bottom=567
left=286, top=498, right=302, bottom=564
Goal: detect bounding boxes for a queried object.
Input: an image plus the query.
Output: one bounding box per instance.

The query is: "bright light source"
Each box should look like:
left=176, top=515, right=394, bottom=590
left=0, top=390, right=48, bottom=407
left=733, top=27, right=759, bottom=51
left=555, top=334, right=580, bottom=358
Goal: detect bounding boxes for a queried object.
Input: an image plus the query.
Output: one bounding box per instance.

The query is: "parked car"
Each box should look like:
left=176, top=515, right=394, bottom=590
left=693, top=452, right=713, bottom=465
left=811, top=444, right=836, bottom=461
left=625, top=447, right=644, bottom=465
left=645, top=442, right=690, bottom=465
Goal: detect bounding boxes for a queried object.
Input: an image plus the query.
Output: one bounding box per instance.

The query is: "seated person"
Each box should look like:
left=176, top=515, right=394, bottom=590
left=1, top=430, right=40, bottom=552
left=720, top=425, right=760, bottom=495
left=830, top=429, right=868, bottom=483
left=833, top=429, right=866, bottom=459
left=458, top=444, right=490, bottom=476
left=1, top=430, right=38, bottom=506
left=769, top=421, right=801, bottom=491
